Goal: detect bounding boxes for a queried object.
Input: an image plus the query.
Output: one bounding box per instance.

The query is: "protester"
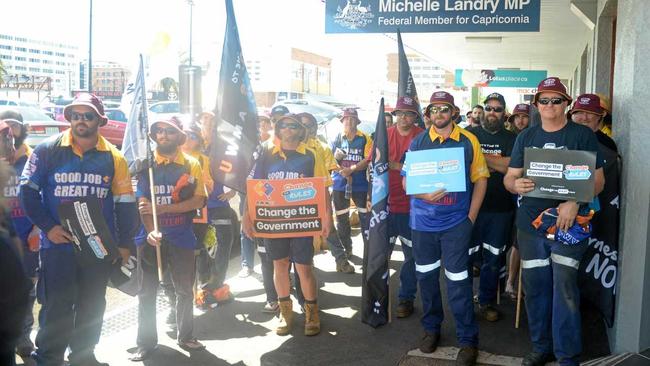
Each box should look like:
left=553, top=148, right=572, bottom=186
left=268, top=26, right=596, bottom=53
left=270, top=105, right=290, bottom=124
left=243, top=114, right=332, bottom=336
left=569, top=94, right=618, bottom=152
left=199, top=111, right=215, bottom=146
left=405, top=91, right=488, bottom=365
left=0, top=157, right=31, bottom=366
left=470, top=105, right=484, bottom=128
left=504, top=77, right=605, bottom=366
left=130, top=117, right=207, bottom=361
left=331, top=108, right=372, bottom=255
left=384, top=112, right=394, bottom=129
left=507, top=103, right=531, bottom=134
left=20, top=93, right=137, bottom=366
left=298, top=112, right=355, bottom=274
left=466, top=93, right=517, bottom=322
left=386, top=96, right=424, bottom=318
left=465, top=111, right=473, bottom=125
left=595, top=93, right=613, bottom=137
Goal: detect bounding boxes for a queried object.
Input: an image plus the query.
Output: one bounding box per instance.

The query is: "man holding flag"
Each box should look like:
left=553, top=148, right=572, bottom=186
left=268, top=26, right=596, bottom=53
left=404, top=91, right=488, bottom=365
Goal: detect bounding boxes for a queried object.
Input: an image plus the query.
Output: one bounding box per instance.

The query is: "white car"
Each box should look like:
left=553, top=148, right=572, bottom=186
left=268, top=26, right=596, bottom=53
left=148, top=101, right=181, bottom=122
left=0, top=106, right=70, bottom=147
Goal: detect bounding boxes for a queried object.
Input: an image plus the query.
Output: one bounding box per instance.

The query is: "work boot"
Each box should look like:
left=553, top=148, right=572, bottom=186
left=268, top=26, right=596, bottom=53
left=212, top=284, right=233, bottom=303
left=478, top=304, right=500, bottom=322
left=276, top=299, right=294, bottom=336
left=418, top=332, right=440, bottom=353
left=336, top=258, right=355, bottom=273
left=455, top=346, right=478, bottom=366
left=522, top=351, right=555, bottom=366
left=304, top=302, right=321, bottom=336
left=396, top=299, right=414, bottom=318
left=195, top=289, right=217, bottom=310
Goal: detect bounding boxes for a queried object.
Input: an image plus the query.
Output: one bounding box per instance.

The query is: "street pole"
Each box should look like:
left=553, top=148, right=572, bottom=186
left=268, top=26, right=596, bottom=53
left=188, top=0, right=194, bottom=66
left=88, top=0, right=93, bottom=93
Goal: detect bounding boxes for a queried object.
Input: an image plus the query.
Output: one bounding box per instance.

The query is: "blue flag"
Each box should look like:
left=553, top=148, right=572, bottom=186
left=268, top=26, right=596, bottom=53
left=209, top=0, right=260, bottom=193
left=397, top=29, right=424, bottom=129
left=120, top=54, right=151, bottom=175
left=361, top=98, right=391, bottom=327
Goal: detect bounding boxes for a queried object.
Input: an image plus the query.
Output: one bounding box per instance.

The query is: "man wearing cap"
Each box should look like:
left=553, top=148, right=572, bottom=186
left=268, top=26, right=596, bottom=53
left=405, top=91, right=488, bottom=365
left=331, top=108, right=372, bottom=255
left=507, top=104, right=531, bottom=134
left=19, top=93, right=138, bottom=366
left=466, top=93, right=517, bottom=322
left=504, top=78, right=605, bottom=366
left=384, top=96, right=424, bottom=319
left=569, top=94, right=618, bottom=153
left=0, top=110, right=38, bottom=359
left=130, top=117, right=207, bottom=360
left=242, top=114, right=332, bottom=336
left=270, top=104, right=290, bottom=124
left=298, top=112, right=355, bottom=274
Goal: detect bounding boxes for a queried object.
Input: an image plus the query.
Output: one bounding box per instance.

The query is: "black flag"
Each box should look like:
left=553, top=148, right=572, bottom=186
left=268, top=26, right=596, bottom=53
left=209, top=0, right=260, bottom=193
left=361, top=98, right=391, bottom=327
left=578, top=144, right=619, bottom=326
left=397, top=29, right=424, bottom=129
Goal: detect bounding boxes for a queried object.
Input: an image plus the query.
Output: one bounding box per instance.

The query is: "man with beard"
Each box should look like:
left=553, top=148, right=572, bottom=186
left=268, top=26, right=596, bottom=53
left=19, top=93, right=137, bottom=366
left=243, top=114, right=332, bottom=337
left=504, top=78, right=605, bottom=366
left=0, top=110, right=38, bottom=359
left=386, top=96, right=424, bottom=319
left=404, top=91, right=488, bottom=365
left=507, top=104, right=531, bottom=134
left=130, top=117, right=207, bottom=361
left=466, top=93, right=516, bottom=322
left=470, top=105, right=484, bottom=128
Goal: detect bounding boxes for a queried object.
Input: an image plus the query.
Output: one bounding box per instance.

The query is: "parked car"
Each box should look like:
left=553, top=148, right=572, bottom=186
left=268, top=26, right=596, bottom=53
left=148, top=101, right=180, bottom=121
left=0, top=106, right=70, bottom=147
left=100, top=108, right=127, bottom=148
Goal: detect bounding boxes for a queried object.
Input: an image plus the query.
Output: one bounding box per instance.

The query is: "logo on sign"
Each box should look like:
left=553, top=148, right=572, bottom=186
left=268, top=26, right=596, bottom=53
left=563, top=165, right=591, bottom=180
left=255, top=181, right=275, bottom=199
left=438, top=159, right=461, bottom=174
left=282, top=183, right=316, bottom=202
left=334, top=0, right=374, bottom=30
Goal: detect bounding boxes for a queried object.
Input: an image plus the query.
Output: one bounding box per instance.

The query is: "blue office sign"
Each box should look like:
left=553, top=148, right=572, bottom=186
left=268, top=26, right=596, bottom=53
left=455, top=69, right=547, bottom=88
left=324, top=0, right=540, bottom=33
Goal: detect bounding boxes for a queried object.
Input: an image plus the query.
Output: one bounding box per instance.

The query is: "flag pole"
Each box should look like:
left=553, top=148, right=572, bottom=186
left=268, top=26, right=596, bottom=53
left=148, top=165, right=164, bottom=282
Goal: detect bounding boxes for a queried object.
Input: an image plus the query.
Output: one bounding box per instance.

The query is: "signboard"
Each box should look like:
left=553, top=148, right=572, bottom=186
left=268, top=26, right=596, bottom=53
left=246, top=178, right=327, bottom=238
left=404, top=147, right=466, bottom=194
left=324, top=0, right=541, bottom=34
left=523, top=148, right=596, bottom=202
left=57, top=198, right=119, bottom=266
left=455, top=69, right=547, bottom=88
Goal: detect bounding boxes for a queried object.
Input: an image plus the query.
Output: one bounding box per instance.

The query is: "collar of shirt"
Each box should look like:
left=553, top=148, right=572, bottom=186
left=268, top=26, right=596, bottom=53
left=271, top=141, right=308, bottom=159
left=343, top=130, right=365, bottom=141
left=154, top=149, right=186, bottom=165
left=60, top=129, right=111, bottom=156
left=428, top=122, right=461, bottom=143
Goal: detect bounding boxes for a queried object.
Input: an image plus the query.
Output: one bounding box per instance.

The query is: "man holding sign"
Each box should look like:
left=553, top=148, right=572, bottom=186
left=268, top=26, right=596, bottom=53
left=243, top=114, right=332, bottom=337
left=504, top=77, right=604, bottom=366
left=403, top=91, right=488, bottom=366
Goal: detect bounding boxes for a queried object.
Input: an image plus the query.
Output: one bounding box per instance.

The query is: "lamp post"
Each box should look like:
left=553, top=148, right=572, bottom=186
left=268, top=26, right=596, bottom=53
left=188, top=0, right=194, bottom=66
left=88, top=0, right=93, bottom=93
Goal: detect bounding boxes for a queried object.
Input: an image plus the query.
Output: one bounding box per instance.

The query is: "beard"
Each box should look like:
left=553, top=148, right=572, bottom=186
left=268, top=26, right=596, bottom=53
left=481, top=115, right=504, bottom=133
left=433, top=117, right=452, bottom=130
left=71, top=122, right=99, bottom=138
left=157, top=142, right=178, bottom=155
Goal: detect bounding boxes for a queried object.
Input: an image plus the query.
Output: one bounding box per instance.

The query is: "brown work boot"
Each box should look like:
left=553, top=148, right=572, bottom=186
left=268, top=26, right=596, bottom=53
left=304, top=302, right=321, bottom=336
left=276, top=299, right=294, bottom=336
left=336, top=258, right=355, bottom=273
left=455, top=346, right=478, bottom=366
left=478, top=304, right=500, bottom=322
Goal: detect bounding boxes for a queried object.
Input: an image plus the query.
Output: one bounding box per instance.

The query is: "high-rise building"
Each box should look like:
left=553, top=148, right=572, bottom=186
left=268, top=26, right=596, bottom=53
left=0, top=33, right=80, bottom=97
left=80, top=60, right=131, bottom=100
left=386, top=52, right=448, bottom=99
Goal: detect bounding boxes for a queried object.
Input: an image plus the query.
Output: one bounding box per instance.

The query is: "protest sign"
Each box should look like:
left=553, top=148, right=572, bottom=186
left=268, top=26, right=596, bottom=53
left=404, top=147, right=466, bottom=195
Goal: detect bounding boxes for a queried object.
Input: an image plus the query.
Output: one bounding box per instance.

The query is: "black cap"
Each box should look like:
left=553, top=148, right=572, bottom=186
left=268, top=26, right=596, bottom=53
left=271, top=105, right=290, bottom=116
left=483, top=92, right=506, bottom=107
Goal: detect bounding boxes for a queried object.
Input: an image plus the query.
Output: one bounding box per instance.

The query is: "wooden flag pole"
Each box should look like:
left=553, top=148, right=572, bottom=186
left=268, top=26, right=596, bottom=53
left=148, top=165, right=164, bottom=282
left=515, top=261, right=523, bottom=329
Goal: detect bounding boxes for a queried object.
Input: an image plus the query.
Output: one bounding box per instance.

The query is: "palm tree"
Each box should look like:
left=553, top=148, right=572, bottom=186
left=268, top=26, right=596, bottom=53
left=0, top=59, right=7, bottom=85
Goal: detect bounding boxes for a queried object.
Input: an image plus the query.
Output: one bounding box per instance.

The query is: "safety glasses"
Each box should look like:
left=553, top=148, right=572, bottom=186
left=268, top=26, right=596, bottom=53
left=537, top=98, right=566, bottom=105
left=70, top=111, right=97, bottom=121
left=484, top=106, right=504, bottom=113
left=428, top=106, right=451, bottom=114
left=278, top=122, right=300, bottom=130
left=395, top=111, right=417, bottom=118
left=155, top=127, right=179, bottom=135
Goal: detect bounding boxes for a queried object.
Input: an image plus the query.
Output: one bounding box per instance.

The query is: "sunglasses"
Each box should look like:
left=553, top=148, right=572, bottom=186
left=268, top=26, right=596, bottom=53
left=188, top=132, right=201, bottom=141
left=484, top=106, right=504, bottom=113
left=279, top=122, right=300, bottom=130
left=537, top=97, right=566, bottom=105
left=428, top=106, right=451, bottom=114
left=155, top=127, right=179, bottom=135
left=70, top=111, right=97, bottom=121
left=395, top=111, right=417, bottom=118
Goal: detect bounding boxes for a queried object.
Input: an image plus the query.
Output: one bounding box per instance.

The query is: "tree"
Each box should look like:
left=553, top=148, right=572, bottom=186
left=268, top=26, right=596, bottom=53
left=0, top=59, right=7, bottom=85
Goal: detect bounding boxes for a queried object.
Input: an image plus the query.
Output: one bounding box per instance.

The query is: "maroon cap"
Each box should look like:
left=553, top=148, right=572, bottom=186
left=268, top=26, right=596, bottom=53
left=339, top=107, right=360, bottom=122
left=150, top=116, right=187, bottom=144
left=507, top=104, right=531, bottom=122
left=64, top=93, right=109, bottom=126
left=533, top=77, right=572, bottom=105
left=569, top=94, right=604, bottom=116
left=392, top=96, right=420, bottom=115
left=0, top=121, right=13, bottom=136
left=428, top=91, right=455, bottom=108
left=275, top=113, right=307, bottom=141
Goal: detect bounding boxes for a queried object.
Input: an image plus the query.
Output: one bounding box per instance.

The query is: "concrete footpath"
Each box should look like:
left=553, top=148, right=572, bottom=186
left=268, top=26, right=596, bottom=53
left=17, top=230, right=621, bottom=366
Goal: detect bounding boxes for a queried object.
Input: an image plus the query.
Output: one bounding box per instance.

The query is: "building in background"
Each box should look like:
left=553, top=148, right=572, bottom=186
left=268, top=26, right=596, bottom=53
left=0, top=33, right=80, bottom=99
left=80, top=60, right=130, bottom=100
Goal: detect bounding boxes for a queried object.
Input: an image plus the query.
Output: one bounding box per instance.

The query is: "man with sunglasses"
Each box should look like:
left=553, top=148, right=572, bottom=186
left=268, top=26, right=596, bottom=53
left=331, top=108, right=372, bottom=256
left=504, top=77, right=605, bottom=366
left=19, top=93, right=138, bottom=366
left=405, top=91, right=488, bottom=365
left=466, top=93, right=517, bottom=323
left=130, top=117, right=207, bottom=361
left=243, top=114, right=332, bottom=337
left=381, top=96, right=424, bottom=319
left=297, top=112, right=355, bottom=274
